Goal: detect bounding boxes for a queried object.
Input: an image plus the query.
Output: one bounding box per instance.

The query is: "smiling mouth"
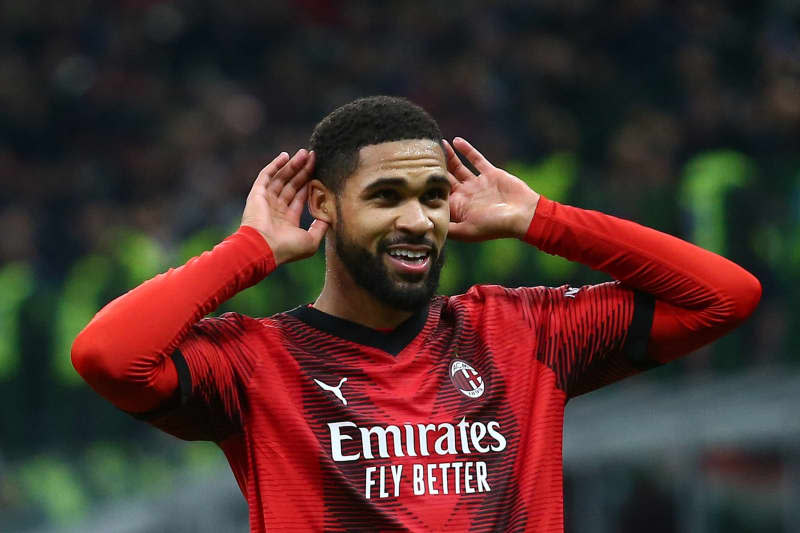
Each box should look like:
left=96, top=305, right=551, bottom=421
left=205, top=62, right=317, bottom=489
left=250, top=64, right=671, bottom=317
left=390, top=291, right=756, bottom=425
left=384, top=246, right=433, bottom=277
left=387, top=248, right=429, bottom=262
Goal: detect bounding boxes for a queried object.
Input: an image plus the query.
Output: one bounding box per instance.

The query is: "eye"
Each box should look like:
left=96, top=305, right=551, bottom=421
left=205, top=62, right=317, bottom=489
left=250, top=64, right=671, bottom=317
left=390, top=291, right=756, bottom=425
left=422, top=188, right=448, bottom=203
left=372, top=189, right=400, bottom=203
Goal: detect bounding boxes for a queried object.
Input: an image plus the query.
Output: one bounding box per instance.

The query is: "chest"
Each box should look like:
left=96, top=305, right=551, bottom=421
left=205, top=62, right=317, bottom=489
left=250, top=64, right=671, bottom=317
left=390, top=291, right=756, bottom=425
left=239, top=319, right=566, bottom=530
left=246, top=323, right=563, bottom=459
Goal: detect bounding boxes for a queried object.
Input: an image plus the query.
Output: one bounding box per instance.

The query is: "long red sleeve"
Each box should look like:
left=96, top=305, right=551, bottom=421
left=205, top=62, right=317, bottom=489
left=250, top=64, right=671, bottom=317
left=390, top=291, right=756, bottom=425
left=71, top=226, right=275, bottom=412
left=74, top=198, right=760, bottom=414
left=524, top=196, right=761, bottom=363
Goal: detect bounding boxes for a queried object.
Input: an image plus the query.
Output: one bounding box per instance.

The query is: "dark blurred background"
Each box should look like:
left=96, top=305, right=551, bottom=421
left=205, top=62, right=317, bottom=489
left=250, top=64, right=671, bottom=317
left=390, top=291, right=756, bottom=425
left=1, top=1, right=798, bottom=531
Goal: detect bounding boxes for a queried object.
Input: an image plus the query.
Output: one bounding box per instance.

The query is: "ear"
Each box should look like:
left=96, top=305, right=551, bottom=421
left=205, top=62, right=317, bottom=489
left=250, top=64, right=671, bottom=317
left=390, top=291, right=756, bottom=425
left=307, top=179, right=335, bottom=225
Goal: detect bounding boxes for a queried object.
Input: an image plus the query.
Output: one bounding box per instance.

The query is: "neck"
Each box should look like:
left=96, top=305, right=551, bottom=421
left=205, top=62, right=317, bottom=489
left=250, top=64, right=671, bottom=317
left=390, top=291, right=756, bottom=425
left=313, top=247, right=416, bottom=330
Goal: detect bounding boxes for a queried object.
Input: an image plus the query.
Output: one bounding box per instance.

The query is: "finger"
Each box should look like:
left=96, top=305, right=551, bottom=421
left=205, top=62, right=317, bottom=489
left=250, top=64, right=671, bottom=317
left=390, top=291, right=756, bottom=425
left=252, top=152, right=290, bottom=191
left=286, top=181, right=309, bottom=223
left=278, top=150, right=315, bottom=204
left=267, top=148, right=309, bottom=195
left=267, top=148, right=307, bottom=194
left=447, top=221, right=480, bottom=242
left=443, top=140, right=475, bottom=183
left=452, top=137, right=494, bottom=174
left=307, top=218, right=330, bottom=246
left=446, top=172, right=459, bottom=190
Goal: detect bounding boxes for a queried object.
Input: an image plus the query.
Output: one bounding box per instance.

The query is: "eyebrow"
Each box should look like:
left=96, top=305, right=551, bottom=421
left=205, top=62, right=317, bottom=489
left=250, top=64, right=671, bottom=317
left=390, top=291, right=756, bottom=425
left=362, top=174, right=451, bottom=195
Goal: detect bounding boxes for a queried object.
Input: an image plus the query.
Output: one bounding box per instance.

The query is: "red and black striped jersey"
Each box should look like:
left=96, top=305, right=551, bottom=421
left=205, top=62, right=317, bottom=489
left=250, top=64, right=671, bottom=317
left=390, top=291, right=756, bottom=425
left=74, top=197, right=760, bottom=532
left=143, top=282, right=654, bottom=532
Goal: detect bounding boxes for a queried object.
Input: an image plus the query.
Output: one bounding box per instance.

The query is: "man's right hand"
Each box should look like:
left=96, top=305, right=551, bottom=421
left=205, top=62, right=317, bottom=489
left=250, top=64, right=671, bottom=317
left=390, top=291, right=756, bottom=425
left=241, top=149, right=329, bottom=266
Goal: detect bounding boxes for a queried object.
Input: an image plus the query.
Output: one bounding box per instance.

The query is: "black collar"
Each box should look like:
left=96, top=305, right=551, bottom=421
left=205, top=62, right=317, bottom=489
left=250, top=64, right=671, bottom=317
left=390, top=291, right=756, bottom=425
left=286, top=303, right=430, bottom=356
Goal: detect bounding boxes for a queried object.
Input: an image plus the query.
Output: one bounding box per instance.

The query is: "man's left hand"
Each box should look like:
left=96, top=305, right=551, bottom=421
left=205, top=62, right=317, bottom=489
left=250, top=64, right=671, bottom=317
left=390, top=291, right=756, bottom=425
left=444, top=137, right=540, bottom=242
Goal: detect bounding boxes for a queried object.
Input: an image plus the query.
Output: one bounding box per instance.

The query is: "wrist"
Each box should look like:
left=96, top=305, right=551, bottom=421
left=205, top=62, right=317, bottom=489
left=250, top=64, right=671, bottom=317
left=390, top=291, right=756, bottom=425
left=269, top=245, right=291, bottom=268
left=512, top=192, right=541, bottom=240
left=236, top=225, right=278, bottom=273
left=522, top=195, right=557, bottom=247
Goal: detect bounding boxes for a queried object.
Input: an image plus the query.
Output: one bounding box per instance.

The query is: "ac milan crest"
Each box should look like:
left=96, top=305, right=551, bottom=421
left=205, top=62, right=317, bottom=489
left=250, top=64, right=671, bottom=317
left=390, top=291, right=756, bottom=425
left=449, top=359, right=485, bottom=398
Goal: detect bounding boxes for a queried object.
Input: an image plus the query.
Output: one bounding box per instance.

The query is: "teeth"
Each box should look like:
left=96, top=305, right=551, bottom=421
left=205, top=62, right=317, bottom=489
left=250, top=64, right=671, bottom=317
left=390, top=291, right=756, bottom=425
left=388, top=249, right=428, bottom=259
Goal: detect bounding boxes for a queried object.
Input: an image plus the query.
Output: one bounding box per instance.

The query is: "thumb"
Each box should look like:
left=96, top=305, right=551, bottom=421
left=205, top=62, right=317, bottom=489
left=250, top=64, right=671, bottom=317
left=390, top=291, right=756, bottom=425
left=447, top=221, right=480, bottom=242
left=307, top=219, right=330, bottom=246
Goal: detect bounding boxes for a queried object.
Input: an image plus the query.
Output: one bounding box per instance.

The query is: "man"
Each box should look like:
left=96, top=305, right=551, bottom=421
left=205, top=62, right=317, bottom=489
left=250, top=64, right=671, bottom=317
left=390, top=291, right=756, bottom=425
left=72, top=96, right=761, bottom=532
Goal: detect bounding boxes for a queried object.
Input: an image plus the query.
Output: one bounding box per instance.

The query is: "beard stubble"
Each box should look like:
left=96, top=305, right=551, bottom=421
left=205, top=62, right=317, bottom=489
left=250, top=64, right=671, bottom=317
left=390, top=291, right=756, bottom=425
left=332, top=217, right=445, bottom=312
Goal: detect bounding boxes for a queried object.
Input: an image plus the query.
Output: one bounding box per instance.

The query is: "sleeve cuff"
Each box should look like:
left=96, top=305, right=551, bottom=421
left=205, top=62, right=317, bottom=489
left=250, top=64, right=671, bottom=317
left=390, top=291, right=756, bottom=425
left=230, top=225, right=277, bottom=278
left=523, top=195, right=556, bottom=247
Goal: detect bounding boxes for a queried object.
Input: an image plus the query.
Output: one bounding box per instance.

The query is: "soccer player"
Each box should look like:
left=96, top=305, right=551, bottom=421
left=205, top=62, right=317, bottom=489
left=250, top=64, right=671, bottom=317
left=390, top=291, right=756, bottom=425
left=72, top=96, right=761, bottom=532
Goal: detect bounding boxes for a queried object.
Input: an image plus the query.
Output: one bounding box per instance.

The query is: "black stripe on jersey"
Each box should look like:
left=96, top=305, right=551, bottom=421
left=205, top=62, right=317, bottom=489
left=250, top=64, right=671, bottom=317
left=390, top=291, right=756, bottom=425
left=623, top=291, right=657, bottom=369
left=286, top=303, right=429, bottom=355
left=125, top=349, right=191, bottom=421
left=170, top=348, right=192, bottom=404
left=127, top=347, right=241, bottom=442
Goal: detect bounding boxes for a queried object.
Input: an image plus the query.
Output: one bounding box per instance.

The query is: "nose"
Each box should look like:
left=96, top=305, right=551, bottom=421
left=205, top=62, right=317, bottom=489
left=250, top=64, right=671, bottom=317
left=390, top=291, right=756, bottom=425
left=395, top=200, right=434, bottom=235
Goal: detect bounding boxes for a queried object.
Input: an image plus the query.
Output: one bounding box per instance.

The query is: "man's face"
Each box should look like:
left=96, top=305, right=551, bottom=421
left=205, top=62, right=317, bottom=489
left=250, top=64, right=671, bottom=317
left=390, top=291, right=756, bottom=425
left=332, top=139, right=450, bottom=312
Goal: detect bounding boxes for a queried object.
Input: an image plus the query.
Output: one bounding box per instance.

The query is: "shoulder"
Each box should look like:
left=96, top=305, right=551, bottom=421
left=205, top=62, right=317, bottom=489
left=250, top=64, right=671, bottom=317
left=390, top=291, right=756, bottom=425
left=448, top=283, right=572, bottom=310
left=195, top=311, right=262, bottom=328
left=443, top=284, right=589, bottom=328
left=189, top=312, right=269, bottom=342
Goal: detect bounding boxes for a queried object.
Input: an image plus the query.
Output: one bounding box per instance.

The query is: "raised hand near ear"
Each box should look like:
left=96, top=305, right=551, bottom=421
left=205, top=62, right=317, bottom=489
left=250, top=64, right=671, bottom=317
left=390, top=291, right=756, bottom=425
left=241, top=149, right=329, bottom=266
left=444, top=138, right=540, bottom=242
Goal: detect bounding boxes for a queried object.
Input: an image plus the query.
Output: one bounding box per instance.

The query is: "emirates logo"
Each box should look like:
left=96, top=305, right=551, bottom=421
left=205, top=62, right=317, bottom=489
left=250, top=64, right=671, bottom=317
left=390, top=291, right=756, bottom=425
left=449, top=359, right=485, bottom=399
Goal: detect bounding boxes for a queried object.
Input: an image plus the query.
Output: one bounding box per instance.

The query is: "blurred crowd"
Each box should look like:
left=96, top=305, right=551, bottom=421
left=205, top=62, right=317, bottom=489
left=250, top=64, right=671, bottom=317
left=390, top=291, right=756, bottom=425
left=2, top=1, right=800, bottom=529
left=1, top=0, right=797, bottom=270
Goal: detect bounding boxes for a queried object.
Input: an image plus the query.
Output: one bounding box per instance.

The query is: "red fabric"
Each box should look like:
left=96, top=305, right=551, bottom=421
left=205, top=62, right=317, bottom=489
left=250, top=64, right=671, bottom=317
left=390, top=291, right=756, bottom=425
left=139, top=290, right=631, bottom=531
left=71, top=225, right=275, bottom=412
left=524, top=196, right=761, bottom=363
left=71, top=198, right=760, bottom=532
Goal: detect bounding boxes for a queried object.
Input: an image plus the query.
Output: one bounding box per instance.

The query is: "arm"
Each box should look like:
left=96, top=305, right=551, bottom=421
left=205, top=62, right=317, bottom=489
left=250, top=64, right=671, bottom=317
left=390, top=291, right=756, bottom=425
left=71, top=150, right=328, bottom=413
left=522, top=196, right=761, bottom=362
left=444, top=138, right=761, bottom=363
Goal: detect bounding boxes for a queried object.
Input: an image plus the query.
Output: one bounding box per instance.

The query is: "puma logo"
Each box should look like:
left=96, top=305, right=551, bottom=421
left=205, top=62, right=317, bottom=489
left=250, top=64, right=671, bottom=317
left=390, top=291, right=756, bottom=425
left=313, top=377, right=348, bottom=406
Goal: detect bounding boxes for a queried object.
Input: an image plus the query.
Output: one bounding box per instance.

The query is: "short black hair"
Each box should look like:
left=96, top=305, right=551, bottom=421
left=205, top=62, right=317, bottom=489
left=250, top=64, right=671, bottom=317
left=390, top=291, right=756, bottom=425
left=309, top=96, right=443, bottom=192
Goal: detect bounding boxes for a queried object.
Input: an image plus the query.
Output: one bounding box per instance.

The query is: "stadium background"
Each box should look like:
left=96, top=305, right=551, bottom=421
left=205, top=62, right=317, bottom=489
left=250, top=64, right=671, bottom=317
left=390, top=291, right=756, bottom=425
left=1, top=1, right=798, bottom=531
